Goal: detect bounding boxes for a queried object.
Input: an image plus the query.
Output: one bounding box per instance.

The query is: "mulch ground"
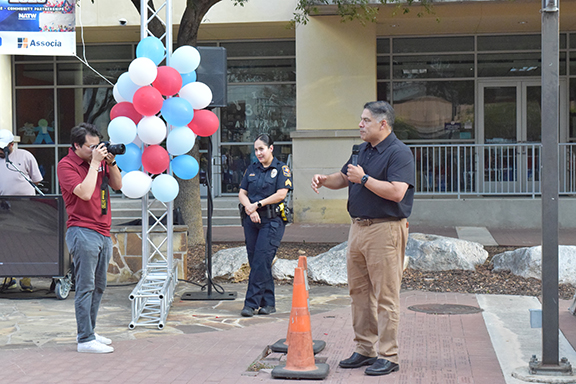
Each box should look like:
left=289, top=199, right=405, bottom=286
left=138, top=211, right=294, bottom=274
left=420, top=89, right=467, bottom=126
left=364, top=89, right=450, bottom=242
left=186, top=243, right=576, bottom=300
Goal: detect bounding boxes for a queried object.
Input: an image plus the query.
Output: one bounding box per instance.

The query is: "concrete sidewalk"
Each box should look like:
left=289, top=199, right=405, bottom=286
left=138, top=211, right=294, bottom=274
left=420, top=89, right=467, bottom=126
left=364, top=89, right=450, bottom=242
left=2, top=224, right=576, bottom=383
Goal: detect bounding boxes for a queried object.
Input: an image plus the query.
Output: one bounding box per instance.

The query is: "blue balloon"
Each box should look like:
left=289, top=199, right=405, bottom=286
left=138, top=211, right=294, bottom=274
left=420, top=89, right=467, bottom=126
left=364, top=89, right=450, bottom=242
left=171, top=155, right=199, bottom=180
left=161, top=97, right=194, bottom=127
left=151, top=174, right=179, bottom=203
left=108, top=116, right=137, bottom=144
left=166, top=126, right=195, bottom=156
left=180, top=71, right=197, bottom=86
left=116, top=72, right=141, bottom=102
left=136, top=36, right=166, bottom=66
left=115, top=143, right=142, bottom=172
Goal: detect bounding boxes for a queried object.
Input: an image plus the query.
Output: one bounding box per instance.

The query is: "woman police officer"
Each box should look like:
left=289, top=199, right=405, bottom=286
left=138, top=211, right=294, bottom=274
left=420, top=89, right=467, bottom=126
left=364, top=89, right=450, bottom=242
left=238, top=134, right=292, bottom=317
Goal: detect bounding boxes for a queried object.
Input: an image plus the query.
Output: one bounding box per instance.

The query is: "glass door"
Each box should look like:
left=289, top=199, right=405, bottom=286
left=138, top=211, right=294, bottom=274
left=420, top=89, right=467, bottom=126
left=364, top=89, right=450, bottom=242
left=479, top=80, right=543, bottom=193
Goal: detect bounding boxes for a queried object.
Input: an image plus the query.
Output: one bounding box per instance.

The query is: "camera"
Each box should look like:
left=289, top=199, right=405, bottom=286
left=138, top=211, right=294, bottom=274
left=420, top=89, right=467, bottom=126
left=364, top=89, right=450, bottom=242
left=119, top=18, right=127, bottom=26
left=101, top=141, right=126, bottom=155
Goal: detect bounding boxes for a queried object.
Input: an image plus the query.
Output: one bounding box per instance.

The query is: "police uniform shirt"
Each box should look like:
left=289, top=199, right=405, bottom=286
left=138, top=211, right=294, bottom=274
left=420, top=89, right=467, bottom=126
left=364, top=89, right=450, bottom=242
left=341, top=132, right=415, bottom=219
left=240, top=157, right=293, bottom=204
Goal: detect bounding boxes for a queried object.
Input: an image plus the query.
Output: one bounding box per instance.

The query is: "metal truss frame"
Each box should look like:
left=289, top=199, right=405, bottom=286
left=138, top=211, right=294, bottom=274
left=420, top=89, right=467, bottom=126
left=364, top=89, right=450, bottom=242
left=129, top=0, right=176, bottom=329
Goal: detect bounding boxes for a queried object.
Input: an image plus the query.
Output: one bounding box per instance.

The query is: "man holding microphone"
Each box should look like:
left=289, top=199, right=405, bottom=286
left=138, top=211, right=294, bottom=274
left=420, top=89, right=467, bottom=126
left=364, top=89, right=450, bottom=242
left=311, top=101, right=415, bottom=376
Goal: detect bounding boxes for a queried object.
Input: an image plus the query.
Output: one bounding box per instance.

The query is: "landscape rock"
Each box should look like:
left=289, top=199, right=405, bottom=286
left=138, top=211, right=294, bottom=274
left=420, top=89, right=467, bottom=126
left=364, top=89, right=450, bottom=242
left=272, top=258, right=298, bottom=280
left=308, top=242, right=349, bottom=285
left=212, top=234, right=489, bottom=285
left=406, top=233, right=488, bottom=271
left=211, top=247, right=248, bottom=282
left=492, top=245, right=576, bottom=285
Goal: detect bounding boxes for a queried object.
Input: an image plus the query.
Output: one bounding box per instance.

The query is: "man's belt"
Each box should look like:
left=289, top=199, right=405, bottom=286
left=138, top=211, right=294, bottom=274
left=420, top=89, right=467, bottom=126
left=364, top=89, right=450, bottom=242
left=352, top=217, right=400, bottom=226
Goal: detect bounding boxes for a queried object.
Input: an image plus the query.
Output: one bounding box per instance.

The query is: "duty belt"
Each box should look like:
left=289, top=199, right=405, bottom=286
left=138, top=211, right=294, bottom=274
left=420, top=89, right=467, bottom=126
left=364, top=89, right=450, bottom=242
left=238, top=204, right=279, bottom=220
left=257, top=205, right=278, bottom=219
left=352, top=217, right=399, bottom=226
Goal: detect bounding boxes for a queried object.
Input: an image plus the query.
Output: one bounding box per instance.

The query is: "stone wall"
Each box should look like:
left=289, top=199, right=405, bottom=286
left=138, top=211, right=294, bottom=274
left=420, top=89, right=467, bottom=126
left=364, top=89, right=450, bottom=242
left=108, top=225, right=188, bottom=283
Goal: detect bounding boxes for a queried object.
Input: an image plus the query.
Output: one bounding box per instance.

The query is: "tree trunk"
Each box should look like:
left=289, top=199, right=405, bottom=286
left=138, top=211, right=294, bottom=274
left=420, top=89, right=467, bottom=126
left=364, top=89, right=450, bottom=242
left=174, top=141, right=205, bottom=245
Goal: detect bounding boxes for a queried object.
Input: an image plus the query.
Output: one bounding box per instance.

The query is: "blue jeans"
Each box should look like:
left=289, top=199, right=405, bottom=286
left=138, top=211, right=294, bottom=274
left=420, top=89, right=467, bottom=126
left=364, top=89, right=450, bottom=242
left=66, top=226, right=112, bottom=343
left=242, top=216, right=285, bottom=309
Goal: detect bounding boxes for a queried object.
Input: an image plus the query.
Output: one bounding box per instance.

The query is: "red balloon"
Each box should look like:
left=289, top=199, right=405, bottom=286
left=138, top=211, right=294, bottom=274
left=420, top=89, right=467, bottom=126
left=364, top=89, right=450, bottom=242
left=152, top=66, right=183, bottom=96
left=142, top=145, right=170, bottom=174
left=132, top=86, right=164, bottom=116
left=110, top=102, right=142, bottom=124
left=187, top=109, right=219, bottom=137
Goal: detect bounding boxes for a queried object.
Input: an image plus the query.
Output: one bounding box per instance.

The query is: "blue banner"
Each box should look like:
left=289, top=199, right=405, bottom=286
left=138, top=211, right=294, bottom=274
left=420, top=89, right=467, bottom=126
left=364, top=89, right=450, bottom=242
left=0, top=0, right=76, bottom=55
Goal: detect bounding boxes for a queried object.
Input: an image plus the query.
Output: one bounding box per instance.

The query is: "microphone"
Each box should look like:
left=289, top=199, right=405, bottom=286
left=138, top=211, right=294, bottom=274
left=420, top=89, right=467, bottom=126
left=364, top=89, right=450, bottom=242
left=351, top=145, right=360, bottom=166
left=3, top=146, right=9, bottom=163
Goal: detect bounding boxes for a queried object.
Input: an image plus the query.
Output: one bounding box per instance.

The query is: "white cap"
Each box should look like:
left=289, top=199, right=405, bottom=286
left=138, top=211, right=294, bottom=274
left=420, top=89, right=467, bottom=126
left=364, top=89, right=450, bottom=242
left=0, top=130, right=14, bottom=148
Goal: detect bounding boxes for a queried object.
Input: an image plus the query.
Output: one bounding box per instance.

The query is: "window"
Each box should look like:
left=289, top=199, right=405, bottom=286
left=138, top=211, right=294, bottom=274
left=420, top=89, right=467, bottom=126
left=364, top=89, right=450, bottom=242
left=377, top=33, right=570, bottom=143
left=218, top=40, right=296, bottom=194
left=393, top=81, right=474, bottom=141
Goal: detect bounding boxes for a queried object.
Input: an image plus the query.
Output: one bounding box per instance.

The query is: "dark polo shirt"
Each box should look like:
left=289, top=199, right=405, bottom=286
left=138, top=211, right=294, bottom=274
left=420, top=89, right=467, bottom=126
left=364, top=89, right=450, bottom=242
left=341, top=132, right=415, bottom=219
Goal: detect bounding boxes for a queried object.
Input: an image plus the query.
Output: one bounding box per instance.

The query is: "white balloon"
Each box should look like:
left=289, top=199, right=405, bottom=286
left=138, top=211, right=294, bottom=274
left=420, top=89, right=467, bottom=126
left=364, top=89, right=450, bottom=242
left=179, top=82, right=213, bottom=110
left=129, top=57, right=158, bottom=86
left=113, top=84, right=126, bottom=103
left=116, top=72, right=141, bottom=102
left=138, top=116, right=166, bottom=145
left=166, top=126, right=196, bottom=156
left=121, top=171, right=152, bottom=198
left=170, top=46, right=201, bottom=74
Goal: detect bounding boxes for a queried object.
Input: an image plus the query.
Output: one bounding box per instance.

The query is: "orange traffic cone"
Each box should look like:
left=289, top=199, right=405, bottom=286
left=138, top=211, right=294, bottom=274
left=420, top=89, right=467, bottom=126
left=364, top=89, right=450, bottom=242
left=271, top=267, right=329, bottom=379
left=271, top=256, right=326, bottom=354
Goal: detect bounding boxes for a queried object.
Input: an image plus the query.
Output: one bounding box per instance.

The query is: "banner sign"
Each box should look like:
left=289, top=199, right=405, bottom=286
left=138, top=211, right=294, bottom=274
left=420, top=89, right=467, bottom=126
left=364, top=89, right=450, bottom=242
left=0, top=0, right=76, bottom=56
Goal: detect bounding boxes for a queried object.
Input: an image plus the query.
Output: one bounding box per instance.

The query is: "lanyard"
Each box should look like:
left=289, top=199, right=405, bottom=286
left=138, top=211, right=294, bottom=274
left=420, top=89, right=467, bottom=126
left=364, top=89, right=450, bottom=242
left=100, top=164, right=109, bottom=215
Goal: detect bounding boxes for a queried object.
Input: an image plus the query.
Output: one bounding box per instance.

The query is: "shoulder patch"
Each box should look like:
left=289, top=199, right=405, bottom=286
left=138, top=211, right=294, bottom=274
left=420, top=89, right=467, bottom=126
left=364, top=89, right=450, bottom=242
left=282, top=165, right=291, bottom=177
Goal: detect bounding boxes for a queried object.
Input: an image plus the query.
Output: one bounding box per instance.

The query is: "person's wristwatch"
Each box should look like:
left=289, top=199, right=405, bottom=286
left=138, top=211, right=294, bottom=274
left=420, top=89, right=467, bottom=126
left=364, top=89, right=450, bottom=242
left=361, top=174, right=369, bottom=186
left=257, top=201, right=262, bottom=208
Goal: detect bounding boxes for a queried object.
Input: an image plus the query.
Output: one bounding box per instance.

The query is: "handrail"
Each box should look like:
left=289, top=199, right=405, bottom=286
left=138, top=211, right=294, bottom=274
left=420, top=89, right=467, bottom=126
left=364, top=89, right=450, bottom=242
left=409, top=143, right=576, bottom=198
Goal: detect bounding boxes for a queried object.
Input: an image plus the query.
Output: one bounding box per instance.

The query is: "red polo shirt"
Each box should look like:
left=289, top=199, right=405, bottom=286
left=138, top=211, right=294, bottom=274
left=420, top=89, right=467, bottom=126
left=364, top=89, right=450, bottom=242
left=57, top=148, right=111, bottom=237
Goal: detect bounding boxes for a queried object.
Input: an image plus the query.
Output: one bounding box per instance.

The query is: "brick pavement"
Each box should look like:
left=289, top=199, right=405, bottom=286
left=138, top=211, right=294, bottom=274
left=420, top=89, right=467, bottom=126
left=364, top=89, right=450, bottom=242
left=3, top=225, right=576, bottom=383
left=0, top=291, right=506, bottom=384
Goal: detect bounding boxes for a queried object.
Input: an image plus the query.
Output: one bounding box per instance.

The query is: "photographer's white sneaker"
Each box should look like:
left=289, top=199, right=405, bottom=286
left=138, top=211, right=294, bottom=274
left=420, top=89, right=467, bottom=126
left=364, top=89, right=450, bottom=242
left=76, top=333, right=112, bottom=345
left=95, top=333, right=112, bottom=345
left=77, top=340, right=114, bottom=354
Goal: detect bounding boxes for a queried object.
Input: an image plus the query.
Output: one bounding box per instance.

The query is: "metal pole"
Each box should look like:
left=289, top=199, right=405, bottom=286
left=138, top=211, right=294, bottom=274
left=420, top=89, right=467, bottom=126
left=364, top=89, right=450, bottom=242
left=541, top=0, right=559, bottom=366
left=206, top=135, right=213, bottom=296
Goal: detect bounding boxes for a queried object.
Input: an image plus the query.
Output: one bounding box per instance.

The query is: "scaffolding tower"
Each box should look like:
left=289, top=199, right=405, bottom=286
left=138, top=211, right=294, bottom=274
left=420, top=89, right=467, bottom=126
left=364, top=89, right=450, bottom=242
left=129, top=0, right=177, bottom=329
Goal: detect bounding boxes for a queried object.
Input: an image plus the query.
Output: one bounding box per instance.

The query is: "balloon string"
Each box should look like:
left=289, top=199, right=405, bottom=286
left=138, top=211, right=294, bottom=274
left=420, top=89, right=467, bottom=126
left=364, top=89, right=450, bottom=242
left=75, top=1, right=115, bottom=87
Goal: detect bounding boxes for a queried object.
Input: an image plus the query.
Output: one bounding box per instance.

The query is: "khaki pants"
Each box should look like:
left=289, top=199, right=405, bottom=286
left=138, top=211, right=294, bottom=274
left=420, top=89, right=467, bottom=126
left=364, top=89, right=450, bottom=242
left=347, top=219, right=408, bottom=364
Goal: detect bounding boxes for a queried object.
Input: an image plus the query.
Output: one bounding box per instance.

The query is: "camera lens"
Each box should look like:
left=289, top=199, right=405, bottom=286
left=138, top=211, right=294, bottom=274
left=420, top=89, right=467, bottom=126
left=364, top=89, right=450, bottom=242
left=107, top=143, right=126, bottom=155
left=100, top=141, right=126, bottom=155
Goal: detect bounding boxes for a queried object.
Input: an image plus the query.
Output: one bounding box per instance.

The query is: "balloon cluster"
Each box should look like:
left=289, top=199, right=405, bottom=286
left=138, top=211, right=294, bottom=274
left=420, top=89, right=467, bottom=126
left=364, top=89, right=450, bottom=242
left=109, top=36, right=218, bottom=203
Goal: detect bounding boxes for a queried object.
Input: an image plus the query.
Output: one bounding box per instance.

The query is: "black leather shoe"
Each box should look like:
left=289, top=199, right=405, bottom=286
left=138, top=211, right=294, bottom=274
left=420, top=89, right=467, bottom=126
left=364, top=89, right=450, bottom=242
left=241, top=306, right=257, bottom=317
left=365, top=359, right=399, bottom=376
left=258, top=306, right=276, bottom=315
left=339, top=352, right=377, bottom=368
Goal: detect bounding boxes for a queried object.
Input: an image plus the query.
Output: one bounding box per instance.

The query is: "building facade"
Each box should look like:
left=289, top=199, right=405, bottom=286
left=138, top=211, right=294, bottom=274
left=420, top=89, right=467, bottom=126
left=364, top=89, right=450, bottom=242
left=3, top=0, right=576, bottom=228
